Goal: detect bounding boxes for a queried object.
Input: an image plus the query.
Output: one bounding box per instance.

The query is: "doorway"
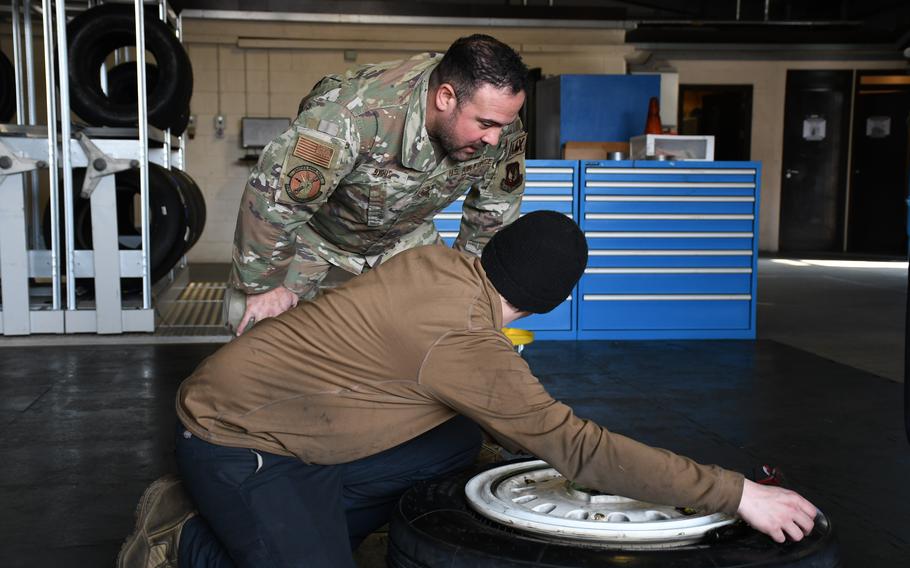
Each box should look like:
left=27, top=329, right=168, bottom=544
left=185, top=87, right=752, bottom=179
left=779, top=70, right=853, bottom=252
left=847, top=71, right=910, bottom=255
left=678, top=85, right=752, bottom=161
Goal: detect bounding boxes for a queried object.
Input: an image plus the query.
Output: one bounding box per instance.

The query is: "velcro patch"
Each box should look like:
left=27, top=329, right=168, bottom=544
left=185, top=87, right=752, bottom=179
left=285, top=165, right=326, bottom=203
left=293, top=135, right=335, bottom=169
left=500, top=161, right=523, bottom=192
left=507, top=132, right=527, bottom=158
left=461, top=158, right=494, bottom=177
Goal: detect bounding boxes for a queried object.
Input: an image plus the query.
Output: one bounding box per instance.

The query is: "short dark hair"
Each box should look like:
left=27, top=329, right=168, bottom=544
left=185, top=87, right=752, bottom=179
left=430, top=34, right=529, bottom=104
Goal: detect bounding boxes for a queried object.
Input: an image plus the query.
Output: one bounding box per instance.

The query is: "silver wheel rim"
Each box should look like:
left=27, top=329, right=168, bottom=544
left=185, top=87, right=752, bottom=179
left=465, top=460, right=737, bottom=548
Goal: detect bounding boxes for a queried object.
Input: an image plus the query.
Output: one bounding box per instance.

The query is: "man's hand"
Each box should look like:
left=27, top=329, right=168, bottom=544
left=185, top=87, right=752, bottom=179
left=737, top=478, right=817, bottom=543
left=237, top=286, right=299, bottom=335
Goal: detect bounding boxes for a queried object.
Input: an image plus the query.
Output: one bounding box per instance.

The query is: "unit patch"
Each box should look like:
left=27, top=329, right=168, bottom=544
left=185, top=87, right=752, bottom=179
left=285, top=165, right=326, bottom=203
left=500, top=161, right=523, bottom=192
left=293, top=135, right=335, bottom=169
left=507, top=133, right=527, bottom=158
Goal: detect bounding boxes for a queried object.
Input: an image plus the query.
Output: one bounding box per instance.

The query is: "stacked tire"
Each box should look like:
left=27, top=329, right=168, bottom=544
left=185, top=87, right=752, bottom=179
left=67, top=4, right=192, bottom=135
left=43, top=164, right=206, bottom=288
left=0, top=49, right=16, bottom=123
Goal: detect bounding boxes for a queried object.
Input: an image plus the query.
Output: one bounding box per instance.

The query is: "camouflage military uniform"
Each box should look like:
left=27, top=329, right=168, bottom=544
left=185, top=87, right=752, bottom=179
left=231, top=52, right=527, bottom=299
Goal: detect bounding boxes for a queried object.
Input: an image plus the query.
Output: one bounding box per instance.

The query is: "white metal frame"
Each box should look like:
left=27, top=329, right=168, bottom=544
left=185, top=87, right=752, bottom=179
left=0, top=0, right=184, bottom=335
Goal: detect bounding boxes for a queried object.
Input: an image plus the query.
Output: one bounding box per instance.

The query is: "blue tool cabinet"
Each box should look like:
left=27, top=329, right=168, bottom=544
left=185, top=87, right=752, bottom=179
left=434, top=160, right=578, bottom=339
left=435, top=159, right=761, bottom=340
left=577, top=160, right=761, bottom=340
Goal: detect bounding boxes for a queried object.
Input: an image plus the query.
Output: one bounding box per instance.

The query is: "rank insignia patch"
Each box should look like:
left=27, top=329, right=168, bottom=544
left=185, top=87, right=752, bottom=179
left=286, top=165, right=326, bottom=203
left=293, top=135, right=335, bottom=168
left=501, top=161, right=523, bottom=192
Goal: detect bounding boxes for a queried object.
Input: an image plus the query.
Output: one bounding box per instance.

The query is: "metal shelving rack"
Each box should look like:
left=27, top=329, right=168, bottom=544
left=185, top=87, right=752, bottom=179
left=0, top=0, right=186, bottom=335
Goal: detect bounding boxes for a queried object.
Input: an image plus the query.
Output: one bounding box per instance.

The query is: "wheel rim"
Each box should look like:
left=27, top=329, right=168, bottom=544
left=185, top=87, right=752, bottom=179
left=465, top=460, right=737, bottom=548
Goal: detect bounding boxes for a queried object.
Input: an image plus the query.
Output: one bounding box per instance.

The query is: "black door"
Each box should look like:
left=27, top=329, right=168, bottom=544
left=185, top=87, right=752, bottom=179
left=779, top=70, right=852, bottom=252
left=848, top=72, right=910, bottom=255
left=678, top=85, right=752, bottom=161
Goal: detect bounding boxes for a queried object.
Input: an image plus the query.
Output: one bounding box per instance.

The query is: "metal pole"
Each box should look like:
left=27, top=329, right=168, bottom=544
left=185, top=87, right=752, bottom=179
left=160, top=0, right=171, bottom=171
left=12, top=0, right=25, bottom=124
left=24, top=0, right=45, bottom=288
left=55, top=0, right=76, bottom=310
left=135, top=0, right=152, bottom=309
left=24, top=0, right=37, bottom=128
left=176, top=10, right=185, bottom=170
left=10, top=0, right=32, bottom=259
left=41, top=0, right=65, bottom=310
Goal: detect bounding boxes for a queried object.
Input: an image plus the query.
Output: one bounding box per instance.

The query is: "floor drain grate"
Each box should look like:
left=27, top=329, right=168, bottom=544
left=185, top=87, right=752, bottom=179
left=157, top=282, right=231, bottom=337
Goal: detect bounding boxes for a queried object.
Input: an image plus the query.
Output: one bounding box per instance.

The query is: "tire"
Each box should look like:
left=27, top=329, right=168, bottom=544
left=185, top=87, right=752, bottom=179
left=389, top=461, right=841, bottom=568
left=66, top=4, right=193, bottom=134
left=0, top=49, right=16, bottom=123
left=105, top=62, right=159, bottom=106
left=169, top=168, right=206, bottom=248
left=105, top=62, right=192, bottom=136
left=43, top=164, right=186, bottom=286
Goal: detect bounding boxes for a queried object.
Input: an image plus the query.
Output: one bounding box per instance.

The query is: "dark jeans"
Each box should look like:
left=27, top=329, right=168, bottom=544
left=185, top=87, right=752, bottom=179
left=175, top=416, right=482, bottom=568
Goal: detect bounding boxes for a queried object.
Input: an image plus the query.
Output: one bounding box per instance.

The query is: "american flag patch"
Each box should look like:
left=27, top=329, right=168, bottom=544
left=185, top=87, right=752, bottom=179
left=292, top=135, right=335, bottom=168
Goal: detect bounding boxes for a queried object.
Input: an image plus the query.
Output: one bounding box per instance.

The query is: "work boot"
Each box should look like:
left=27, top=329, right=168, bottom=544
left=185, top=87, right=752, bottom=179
left=117, top=474, right=196, bottom=568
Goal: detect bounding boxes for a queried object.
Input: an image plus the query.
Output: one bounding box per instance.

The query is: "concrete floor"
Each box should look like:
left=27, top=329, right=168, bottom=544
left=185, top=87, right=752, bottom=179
left=0, top=256, right=906, bottom=567
left=757, top=257, right=906, bottom=383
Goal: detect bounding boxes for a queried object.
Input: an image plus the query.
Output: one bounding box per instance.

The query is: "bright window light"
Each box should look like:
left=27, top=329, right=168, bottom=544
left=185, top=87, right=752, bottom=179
left=770, top=259, right=810, bottom=266
left=770, top=258, right=908, bottom=269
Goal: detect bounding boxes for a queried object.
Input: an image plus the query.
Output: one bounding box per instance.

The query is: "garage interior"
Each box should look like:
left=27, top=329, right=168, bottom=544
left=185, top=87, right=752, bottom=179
left=1, top=0, right=909, bottom=567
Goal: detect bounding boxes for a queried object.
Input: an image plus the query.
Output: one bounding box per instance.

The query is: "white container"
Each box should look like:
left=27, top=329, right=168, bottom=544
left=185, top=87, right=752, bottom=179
left=630, top=134, right=715, bottom=161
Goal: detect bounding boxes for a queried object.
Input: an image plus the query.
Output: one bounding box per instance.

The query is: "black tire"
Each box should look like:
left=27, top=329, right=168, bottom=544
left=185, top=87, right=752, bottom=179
left=389, top=461, right=841, bottom=568
left=43, top=164, right=186, bottom=286
left=169, top=104, right=191, bottom=137
left=151, top=168, right=195, bottom=284
left=66, top=4, right=193, bottom=134
left=104, top=62, right=192, bottom=136
left=105, top=62, right=159, bottom=106
left=0, top=49, right=16, bottom=123
left=169, top=168, right=206, bottom=248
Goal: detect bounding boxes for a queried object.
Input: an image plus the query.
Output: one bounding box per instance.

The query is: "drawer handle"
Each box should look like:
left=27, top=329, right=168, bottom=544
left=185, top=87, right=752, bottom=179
left=584, top=268, right=752, bottom=274
left=583, top=294, right=751, bottom=301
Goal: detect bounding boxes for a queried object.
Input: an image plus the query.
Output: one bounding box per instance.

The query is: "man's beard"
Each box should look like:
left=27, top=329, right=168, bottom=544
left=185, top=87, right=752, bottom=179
left=434, top=110, right=481, bottom=162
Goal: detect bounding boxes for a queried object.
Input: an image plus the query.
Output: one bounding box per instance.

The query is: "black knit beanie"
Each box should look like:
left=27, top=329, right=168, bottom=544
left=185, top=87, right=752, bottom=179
left=481, top=211, right=588, bottom=314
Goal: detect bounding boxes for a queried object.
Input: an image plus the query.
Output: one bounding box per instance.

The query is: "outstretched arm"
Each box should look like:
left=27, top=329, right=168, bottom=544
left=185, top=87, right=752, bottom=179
left=737, top=478, right=817, bottom=543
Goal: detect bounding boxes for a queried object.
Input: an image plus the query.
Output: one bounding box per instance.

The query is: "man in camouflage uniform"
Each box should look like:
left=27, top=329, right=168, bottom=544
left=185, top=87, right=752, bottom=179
left=229, top=34, right=529, bottom=334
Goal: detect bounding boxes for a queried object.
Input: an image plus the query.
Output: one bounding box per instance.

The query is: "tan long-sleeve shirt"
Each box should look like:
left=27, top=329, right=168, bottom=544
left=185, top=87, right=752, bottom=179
left=177, top=244, right=744, bottom=514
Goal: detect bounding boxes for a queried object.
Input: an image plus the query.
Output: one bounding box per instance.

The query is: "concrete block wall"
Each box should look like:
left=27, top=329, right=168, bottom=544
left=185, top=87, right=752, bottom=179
left=3, top=18, right=907, bottom=262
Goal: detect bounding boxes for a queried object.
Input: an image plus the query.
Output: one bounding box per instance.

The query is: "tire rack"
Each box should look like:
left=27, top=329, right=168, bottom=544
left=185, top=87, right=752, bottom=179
left=0, top=0, right=186, bottom=335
